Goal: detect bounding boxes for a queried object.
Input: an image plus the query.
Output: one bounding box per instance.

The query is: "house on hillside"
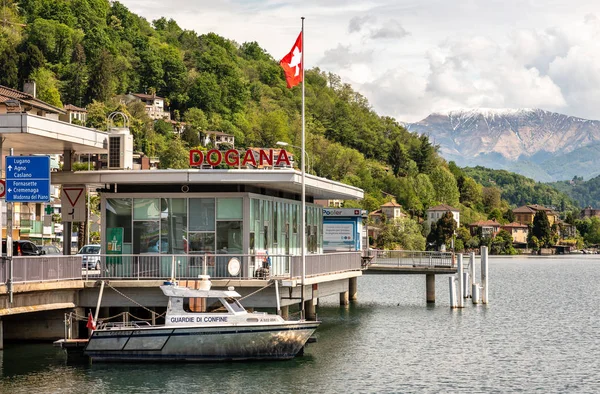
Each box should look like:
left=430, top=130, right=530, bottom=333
left=513, top=204, right=557, bottom=226
left=122, top=92, right=170, bottom=120
left=581, top=206, right=600, bottom=219
left=469, top=220, right=501, bottom=238
left=368, top=200, right=406, bottom=242
left=203, top=130, right=235, bottom=148
left=426, top=204, right=460, bottom=228
left=60, top=104, right=87, bottom=125
left=501, top=222, right=529, bottom=244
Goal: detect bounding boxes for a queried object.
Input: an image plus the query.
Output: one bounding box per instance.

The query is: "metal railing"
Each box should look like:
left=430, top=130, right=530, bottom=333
left=368, top=250, right=454, bottom=268
left=0, top=252, right=362, bottom=285
left=83, top=252, right=362, bottom=281
left=0, top=256, right=82, bottom=285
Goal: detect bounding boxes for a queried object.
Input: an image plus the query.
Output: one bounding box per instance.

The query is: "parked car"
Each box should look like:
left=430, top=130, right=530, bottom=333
left=39, top=245, right=62, bottom=255
left=2, top=240, right=42, bottom=256
left=77, top=244, right=101, bottom=270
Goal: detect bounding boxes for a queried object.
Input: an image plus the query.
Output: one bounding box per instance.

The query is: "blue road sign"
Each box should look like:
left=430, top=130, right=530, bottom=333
left=6, top=156, right=51, bottom=202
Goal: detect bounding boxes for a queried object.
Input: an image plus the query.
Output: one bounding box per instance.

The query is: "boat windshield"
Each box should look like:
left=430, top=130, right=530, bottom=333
left=224, top=297, right=245, bottom=313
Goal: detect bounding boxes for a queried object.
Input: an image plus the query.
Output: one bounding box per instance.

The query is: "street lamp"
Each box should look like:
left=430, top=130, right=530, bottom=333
left=276, top=141, right=311, bottom=174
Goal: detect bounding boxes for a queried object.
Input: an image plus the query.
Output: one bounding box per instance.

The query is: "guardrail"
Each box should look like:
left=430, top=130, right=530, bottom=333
left=0, top=256, right=82, bottom=285
left=368, top=250, right=454, bottom=268
left=83, top=252, right=362, bottom=280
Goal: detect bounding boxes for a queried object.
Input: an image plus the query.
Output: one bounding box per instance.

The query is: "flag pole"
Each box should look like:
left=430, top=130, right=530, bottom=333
left=300, top=16, right=306, bottom=320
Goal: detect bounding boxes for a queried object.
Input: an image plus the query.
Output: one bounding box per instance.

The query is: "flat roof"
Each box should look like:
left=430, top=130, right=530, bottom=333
left=0, top=113, right=108, bottom=154
left=52, top=169, right=364, bottom=200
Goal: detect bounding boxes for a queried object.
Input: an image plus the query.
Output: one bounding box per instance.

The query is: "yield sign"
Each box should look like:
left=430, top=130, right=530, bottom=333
left=63, top=187, right=84, bottom=207
left=61, top=185, right=86, bottom=222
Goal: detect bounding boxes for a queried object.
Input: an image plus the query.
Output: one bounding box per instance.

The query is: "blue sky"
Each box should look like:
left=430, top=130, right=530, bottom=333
left=120, top=0, right=600, bottom=122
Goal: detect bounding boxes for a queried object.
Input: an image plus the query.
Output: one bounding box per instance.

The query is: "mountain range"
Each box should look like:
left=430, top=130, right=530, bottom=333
left=406, top=108, right=600, bottom=182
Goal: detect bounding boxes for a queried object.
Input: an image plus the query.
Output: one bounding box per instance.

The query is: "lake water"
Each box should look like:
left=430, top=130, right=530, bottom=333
left=1, top=255, right=599, bottom=393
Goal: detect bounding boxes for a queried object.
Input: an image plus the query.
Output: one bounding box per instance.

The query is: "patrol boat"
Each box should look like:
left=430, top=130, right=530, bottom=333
left=84, top=279, right=320, bottom=362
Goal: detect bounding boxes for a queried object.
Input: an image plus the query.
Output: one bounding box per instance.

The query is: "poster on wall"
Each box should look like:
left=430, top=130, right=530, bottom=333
left=106, top=227, right=124, bottom=265
left=323, top=222, right=356, bottom=251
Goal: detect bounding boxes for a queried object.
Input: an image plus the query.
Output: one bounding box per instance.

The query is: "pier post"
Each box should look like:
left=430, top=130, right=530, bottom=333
left=481, top=246, right=489, bottom=304
left=304, top=299, right=316, bottom=321
left=349, top=277, right=358, bottom=302
left=426, top=274, right=435, bottom=303
left=280, top=305, right=289, bottom=320
left=340, top=291, right=349, bottom=306
left=0, top=318, right=3, bottom=350
left=469, top=252, right=475, bottom=295
left=457, top=254, right=464, bottom=308
left=449, top=277, right=457, bottom=308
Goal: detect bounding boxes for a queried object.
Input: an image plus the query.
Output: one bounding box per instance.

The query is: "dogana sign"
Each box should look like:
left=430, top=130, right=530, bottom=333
left=189, top=149, right=291, bottom=168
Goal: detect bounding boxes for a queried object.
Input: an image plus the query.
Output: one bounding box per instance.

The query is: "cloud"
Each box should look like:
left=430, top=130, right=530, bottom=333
left=348, top=16, right=372, bottom=33
left=320, top=44, right=373, bottom=68
left=369, top=20, right=410, bottom=40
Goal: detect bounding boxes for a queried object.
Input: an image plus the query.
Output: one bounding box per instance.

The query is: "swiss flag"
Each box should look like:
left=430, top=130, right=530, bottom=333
left=280, top=32, right=303, bottom=88
left=86, top=312, right=96, bottom=330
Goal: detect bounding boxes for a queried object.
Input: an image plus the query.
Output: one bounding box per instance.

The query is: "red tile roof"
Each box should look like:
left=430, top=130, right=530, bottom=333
left=427, top=204, right=459, bottom=212
left=131, top=92, right=164, bottom=100
left=469, top=220, right=501, bottom=227
left=64, top=104, right=87, bottom=112
left=0, top=85, right=65, bottom=114
left=381, top=201, right=402, bottom=207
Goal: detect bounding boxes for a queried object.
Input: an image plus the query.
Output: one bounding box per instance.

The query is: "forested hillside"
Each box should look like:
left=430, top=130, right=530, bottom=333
left=0, top=0, right=579, bottom=250
left=549, top=176, right=600, bottom=209
left=463, top=167, right=578, bottom=212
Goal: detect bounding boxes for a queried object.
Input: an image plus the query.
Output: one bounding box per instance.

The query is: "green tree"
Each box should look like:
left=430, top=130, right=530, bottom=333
left=159, top=138, right=189, bottom=169
left=389, top=140, right=408, bottom=177
left=530, top=211, right=553, bottom=248
left=430, top=166, right=460, bottom=206
left=414, top=134, right=436, bottom=174
left=29, top=67, right=63, bottom=107
left=459, top=176, right=482, bottom=207
left=482, top=186, right=502, bottom=212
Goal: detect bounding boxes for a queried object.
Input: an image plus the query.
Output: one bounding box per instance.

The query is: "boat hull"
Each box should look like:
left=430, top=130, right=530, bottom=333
left=84, top=322, right=319, bottom=362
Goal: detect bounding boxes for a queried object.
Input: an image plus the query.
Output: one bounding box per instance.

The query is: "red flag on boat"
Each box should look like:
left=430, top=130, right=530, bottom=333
left=280, top=31, right=303, bottom=88
left=86, top=312, right=96, bottom=330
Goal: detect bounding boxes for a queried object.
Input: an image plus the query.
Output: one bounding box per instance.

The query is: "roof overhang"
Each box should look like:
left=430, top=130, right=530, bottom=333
left=51, top=169, right=364, bottom=200
left=0, top=113, right=108, bottom=154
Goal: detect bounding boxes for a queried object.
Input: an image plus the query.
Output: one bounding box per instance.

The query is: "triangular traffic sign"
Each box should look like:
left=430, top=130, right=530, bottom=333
left=63, top=187, right=84, bottom=207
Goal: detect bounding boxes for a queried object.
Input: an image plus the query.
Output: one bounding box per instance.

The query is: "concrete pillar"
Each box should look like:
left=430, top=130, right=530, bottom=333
left=426, top=274, right=435, bottom=303
left=304, top=299, right=316, bottom=321
left=340, top=290, right=349, bottom=306
left=349, top=277, right=358, bottom=302
left=280, top=305, right=289, bottom=320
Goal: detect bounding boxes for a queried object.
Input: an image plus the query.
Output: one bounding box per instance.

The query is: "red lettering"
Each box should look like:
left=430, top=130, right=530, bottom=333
left=242, top=150, right=257, bottom=167
left=259, top=149, right=273, bottom=166
left=275, top=149, right=291, bottom=167
left=224, top=149, right=239, bottom=166
left=206, top=149, right=222, bottom=166
left=189, top=150, right=203, bottom=166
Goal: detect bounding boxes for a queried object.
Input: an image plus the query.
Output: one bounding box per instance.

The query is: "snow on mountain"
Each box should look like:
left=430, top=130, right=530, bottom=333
left=406, top=108, right=600, bottom=181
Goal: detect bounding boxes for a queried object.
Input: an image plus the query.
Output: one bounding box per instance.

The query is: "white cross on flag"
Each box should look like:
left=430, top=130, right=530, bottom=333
left=280, top=32, right=303, bottom=88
